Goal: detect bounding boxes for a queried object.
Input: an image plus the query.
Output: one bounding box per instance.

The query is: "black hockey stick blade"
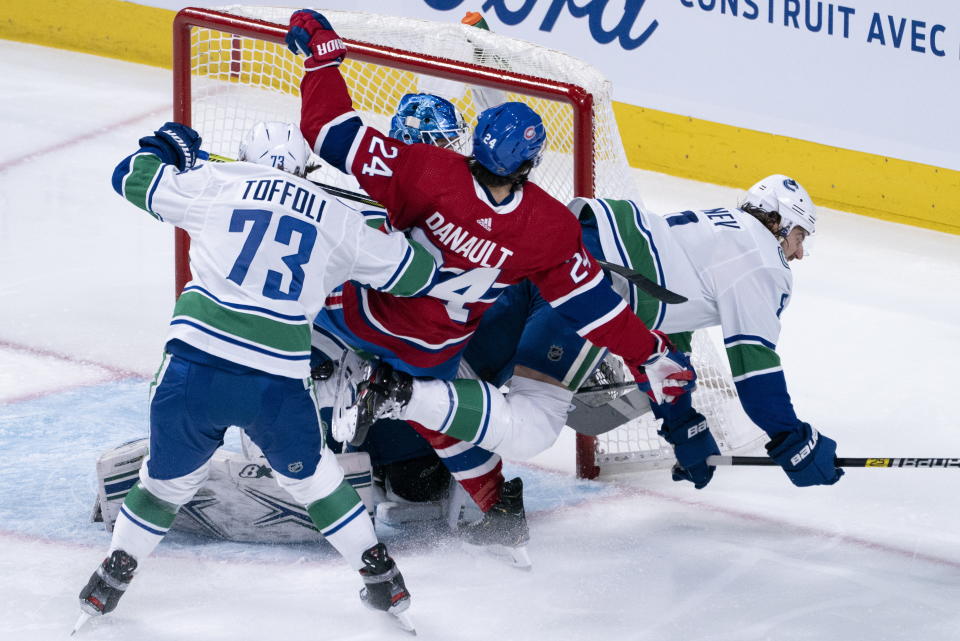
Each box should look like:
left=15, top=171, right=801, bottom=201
left=598, top=261, right=688, bottom=304
left=707, top=456, right=960, bottom=468
left=207, top=153, right=383, bottom=208
left=567, top=388, right=652, bottom=434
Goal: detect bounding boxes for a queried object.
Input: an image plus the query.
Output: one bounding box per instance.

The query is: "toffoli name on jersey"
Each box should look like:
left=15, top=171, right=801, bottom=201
left=241, top=178, right=324, bottom=220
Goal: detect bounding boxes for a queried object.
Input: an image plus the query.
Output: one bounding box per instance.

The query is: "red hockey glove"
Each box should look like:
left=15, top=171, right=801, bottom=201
left=286, top=10, right=346, bottom=71
left=628, top=331, right=697, bottom=405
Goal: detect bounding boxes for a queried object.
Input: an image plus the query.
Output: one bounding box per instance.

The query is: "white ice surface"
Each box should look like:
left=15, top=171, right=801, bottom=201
left=1, top=41, right=960, bottom=641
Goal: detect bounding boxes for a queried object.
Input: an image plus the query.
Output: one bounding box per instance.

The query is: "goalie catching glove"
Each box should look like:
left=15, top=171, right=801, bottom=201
left=286, top=10, right=346, bottom=71
left=138, top=122, right=203, bottom=172
left=631, top=330, right=697, bottom=405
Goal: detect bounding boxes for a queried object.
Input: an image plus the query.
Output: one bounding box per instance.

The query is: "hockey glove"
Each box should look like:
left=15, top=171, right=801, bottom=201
left=655, top=403, right=720, bottom=489
left=286, top=10, right=346, bottom=71
left=630, top=331, right=696, bottom=405
left=765, top=423, right=844, bottom=487
left=137, top=122, right=202, bottom=172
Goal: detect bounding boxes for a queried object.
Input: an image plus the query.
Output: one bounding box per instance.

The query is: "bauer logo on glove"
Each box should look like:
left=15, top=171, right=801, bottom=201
left=789, top=428, right=818, bottom=467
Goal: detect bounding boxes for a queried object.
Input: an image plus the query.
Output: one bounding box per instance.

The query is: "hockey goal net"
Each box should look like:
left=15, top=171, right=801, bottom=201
left=172, top=6, right=764, bottom=479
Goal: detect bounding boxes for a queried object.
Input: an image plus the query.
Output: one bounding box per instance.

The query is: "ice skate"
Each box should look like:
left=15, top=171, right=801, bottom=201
left=331, top=350, right=374, bottom=445
left=359, top=543, right=415, bottom=634
left=350, top=361, right=413, bottom=447
left=73, top=549, right=137, bottom=634
left=460, top=477, right=532, bottom=570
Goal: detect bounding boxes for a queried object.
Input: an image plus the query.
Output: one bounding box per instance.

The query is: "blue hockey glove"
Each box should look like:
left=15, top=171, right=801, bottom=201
left=137, top=122, right=202, bottom=171
left=657, top=408, right=720, bottom=489
left=765, top=423, right=844, bottom=487
left=286, top=10, right=345, bottom=70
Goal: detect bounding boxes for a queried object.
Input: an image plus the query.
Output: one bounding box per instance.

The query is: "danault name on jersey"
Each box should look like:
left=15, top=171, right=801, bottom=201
left=423, top=212, right=514, bottom=269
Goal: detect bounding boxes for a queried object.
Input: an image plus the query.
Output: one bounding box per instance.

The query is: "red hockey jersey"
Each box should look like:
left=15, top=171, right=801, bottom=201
left=300, top=66, right=659, bottom=370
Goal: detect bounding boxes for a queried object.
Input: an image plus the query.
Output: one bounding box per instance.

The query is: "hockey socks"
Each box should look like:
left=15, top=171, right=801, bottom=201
left=109, top=483, right=178, bottom=562
left=403, top=377, right=573, bottom=459
left=403, top=379, right=496, bottom=443
left=408, top=423, right=504, bottom=512
left=306, top=480, right=378, bottom=570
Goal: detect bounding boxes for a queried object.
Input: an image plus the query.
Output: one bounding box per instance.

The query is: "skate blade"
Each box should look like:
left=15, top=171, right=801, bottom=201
left=70, top=611, right=93, bottom=636
left=462, top=541, right=533, bottom=571
left=392, top=610, right=417, bottom=635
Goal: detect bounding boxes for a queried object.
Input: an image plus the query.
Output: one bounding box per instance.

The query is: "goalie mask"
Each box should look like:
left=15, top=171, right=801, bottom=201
left=238, top=121, right=313, bottom=177
left=389, top=93, right=469, bottom=152
left=738, top=174, right=817, bottom=239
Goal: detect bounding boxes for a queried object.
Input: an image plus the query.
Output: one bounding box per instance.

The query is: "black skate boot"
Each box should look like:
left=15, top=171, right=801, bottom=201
left=351, top=362, right=413, bottom=447
left=460, top=477, right=532, bottom=570
left=73, top=550, right=137, bottom=634
left=359, top=543, right=415, bottom=633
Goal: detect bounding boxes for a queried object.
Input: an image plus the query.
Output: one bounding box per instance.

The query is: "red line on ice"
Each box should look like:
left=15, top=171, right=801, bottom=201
left=0, top=105, right=170, bottom=174
left=536, top=471, right=960, bottom=571
left=0, top=339, right=148, bottom=404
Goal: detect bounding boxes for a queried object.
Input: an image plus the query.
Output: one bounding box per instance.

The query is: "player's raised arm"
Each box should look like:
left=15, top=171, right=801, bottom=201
left=111, top=121, right=205, bottom=225
left=287, top=10, right=419, bottom=222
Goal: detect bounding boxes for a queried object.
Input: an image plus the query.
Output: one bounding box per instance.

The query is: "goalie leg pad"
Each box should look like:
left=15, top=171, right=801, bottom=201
left=95, top=439, right=376, bottom=544
left=93, top=439, right=150, bottom=532
left=92, top=441, right=211, bottom=533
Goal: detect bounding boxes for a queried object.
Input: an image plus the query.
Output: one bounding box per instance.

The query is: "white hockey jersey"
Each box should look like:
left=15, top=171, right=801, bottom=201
left=112, top=153, right=437, bottom=378
left=571, top=198, right=799, bottom=436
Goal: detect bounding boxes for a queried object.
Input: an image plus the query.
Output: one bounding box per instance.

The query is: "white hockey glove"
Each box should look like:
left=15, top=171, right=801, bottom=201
left=631, top=331, right=697, bottom=405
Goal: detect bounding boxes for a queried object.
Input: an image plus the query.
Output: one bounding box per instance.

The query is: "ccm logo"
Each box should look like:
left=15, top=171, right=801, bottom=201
left=687, top=421, right=708, bottom=439
left=790, top=429, right=820, bottom=466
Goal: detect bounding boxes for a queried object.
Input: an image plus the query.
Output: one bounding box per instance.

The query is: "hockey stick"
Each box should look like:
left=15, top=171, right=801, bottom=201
left=707, top=456, right=960, bottom=468
left=598, top=260, right=688, bottom=304
left=576, top=381, right=637, bottom=395
left=207, top=153, right=383, bottom=208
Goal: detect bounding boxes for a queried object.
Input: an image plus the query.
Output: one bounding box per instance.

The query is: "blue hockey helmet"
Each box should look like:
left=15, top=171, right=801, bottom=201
left=388, top=93, right=469, bottom=151
left=472, top=102, right=546, bottom=176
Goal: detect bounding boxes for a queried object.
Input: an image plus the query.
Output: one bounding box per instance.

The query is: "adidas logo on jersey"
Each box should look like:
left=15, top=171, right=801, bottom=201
left=424, top=211, right=514, bottom=268
left=477, top=217, right=492, bottom=231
